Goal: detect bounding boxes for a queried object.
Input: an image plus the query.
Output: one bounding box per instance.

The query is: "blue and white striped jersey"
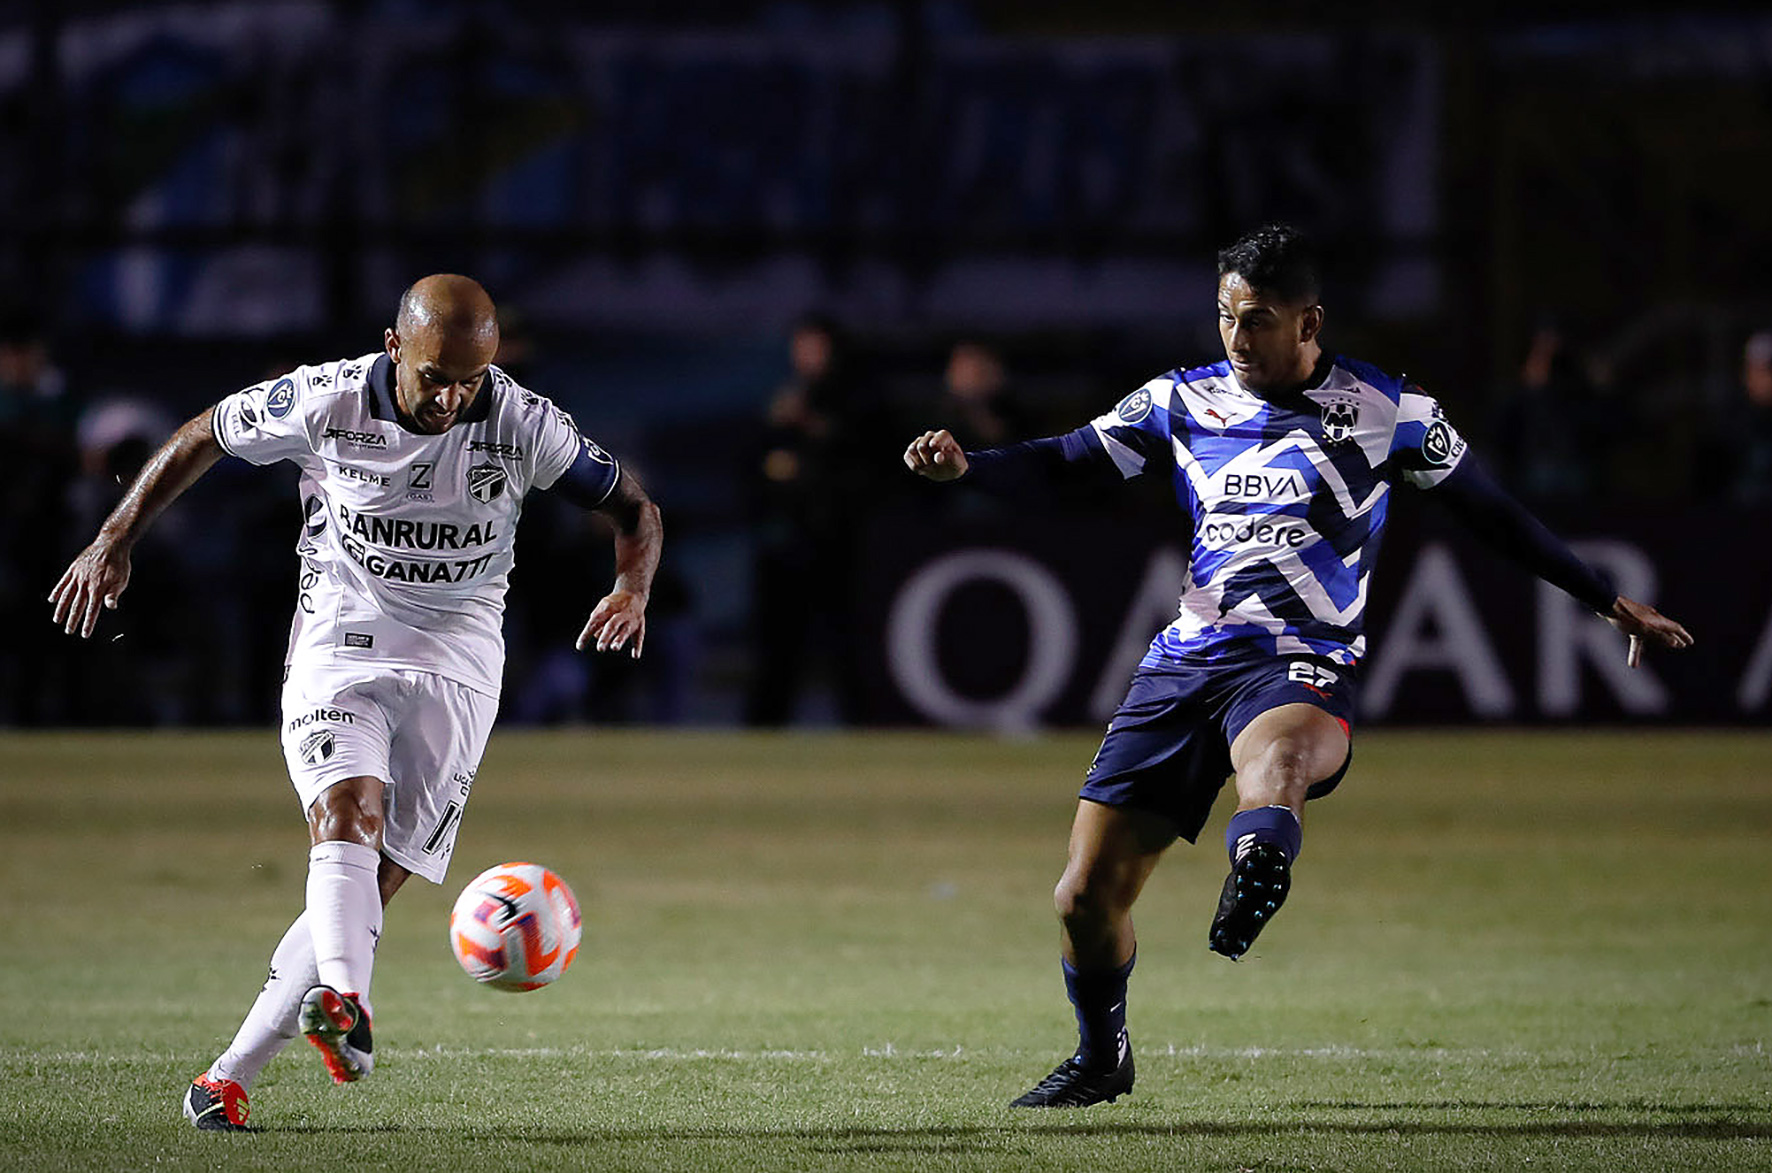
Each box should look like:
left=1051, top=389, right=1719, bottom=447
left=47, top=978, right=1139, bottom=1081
left=1088, top=356, right=1467, bottom=667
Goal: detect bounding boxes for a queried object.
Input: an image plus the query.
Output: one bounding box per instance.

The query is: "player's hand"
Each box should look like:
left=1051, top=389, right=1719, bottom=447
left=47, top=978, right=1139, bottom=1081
left=577, top=589, right=647, bottom=658
left=48, top=537, right=133, bottom=639
left=1606, top=596, right=1693, bottom=669
left=903, top=429, right=969, bottom=482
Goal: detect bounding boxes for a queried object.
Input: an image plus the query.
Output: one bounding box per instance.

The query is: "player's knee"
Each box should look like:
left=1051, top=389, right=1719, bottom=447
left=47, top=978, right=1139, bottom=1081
left=308, top=782, right=383, bottom=848
left=1261, top=739, right=1314, bottom=785
left=1238, top=735, right=1334, bottom=807
left=1053, top=871, right=1124, bottom=933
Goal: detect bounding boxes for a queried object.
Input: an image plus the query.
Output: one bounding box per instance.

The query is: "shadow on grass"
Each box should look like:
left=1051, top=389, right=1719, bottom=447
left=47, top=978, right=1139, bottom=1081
left=272, top=1109, right=1772, bottom=1153
left=1300, top=1100, right=1767, bottom=1114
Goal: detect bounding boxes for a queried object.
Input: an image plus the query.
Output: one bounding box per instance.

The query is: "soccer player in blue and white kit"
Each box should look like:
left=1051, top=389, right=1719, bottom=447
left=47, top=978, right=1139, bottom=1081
left=49, top=275, right=663, bottom=1131
left=905, top=225, right=1692, bottom=1108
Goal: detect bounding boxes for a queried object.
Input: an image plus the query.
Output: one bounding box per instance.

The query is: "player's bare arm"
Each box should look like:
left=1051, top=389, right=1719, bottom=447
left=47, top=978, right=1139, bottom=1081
left=903, top=428, right=969, bottom=481
left=49, top=405, right=225, bottom=638
left=577, top=468, right=663, bottom=658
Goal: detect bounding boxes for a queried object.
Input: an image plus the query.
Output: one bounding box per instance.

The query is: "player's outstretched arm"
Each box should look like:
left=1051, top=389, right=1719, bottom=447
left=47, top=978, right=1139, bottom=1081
left=904, top=425, right=1114, bottom=497
left=576, top=468, right=662, bottom=659
left=1429, top=454, right=1693, bottom=668
left=48, top=406, right=226, bottom=638
left=1606, top=596, right=1693, bottom=669
left=903, top=429, right=969, bottom=481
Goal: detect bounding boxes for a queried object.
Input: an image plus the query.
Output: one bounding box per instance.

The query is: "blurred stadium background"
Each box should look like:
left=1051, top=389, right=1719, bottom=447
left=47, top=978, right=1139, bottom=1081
left=4, top=6, right=1771, bottom=1168
left=3, top=1, right=1770, bottom=731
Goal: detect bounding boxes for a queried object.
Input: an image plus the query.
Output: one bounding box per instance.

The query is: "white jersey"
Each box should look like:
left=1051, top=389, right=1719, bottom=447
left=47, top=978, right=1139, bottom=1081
left=213, top=353, right=619, bottom=696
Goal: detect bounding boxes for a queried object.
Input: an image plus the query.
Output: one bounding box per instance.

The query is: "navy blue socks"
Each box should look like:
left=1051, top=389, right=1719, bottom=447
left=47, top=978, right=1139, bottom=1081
left=1063, top=953, right=1134, bottom=1070
left=1225, top=805, right=1302, bottom=865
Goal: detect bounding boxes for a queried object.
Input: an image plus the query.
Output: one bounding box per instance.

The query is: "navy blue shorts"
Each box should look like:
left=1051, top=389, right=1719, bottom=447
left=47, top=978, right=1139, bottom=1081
left=1081, top=653, right=1357, bottom=843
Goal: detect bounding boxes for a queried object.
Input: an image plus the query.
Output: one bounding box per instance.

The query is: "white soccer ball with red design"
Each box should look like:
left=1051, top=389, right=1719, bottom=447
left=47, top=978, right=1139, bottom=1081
left=448, top=862, right=582, bottom=991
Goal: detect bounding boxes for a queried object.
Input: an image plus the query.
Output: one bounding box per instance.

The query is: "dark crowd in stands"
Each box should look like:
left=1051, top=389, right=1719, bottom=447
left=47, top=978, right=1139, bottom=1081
left=3, top=309, right=1769, bottom=728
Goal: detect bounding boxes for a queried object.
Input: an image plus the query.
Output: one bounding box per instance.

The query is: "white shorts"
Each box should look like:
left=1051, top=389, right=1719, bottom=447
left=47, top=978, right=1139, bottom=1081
left=280, top=662, right=499, bottom=884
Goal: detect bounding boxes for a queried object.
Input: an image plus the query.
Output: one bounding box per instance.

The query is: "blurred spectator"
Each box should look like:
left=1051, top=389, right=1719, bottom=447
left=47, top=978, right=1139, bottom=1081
left=496, top=317, right=698, bottom=725
left=933, top=340, right=1035, bottom=450
left=744, top=314, right=895, bottom=725
left=0, top=315, right=78, bottom=724
left=488, top=309, right=599, bottom=722
left=1490, top=322, right=1609, bottom=499
left=1702, top=330, right=1772, bottom=503
left=61, top=395, right=202, bottom=724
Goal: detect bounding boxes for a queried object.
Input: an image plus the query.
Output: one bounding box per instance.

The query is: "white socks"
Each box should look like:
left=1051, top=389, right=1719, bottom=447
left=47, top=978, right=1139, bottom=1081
left=305, top=841, right=383, bottom=1001
left=208, top=912, right=317, bottom=1090
left=207, top=843, right=384, bottom=1091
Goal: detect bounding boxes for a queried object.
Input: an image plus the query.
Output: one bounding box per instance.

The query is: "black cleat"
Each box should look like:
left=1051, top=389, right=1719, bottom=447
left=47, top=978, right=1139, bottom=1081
left=1209, top=842, right=1291, bottom=960
left=1009, top=1048, right=1135, bottom=1108
left=183, top=1073, right=251, bottom=1131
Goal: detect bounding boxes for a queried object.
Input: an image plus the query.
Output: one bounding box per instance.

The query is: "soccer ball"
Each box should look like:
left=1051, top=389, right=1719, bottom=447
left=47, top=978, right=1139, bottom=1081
left=448, top=862, right=582, bottom=992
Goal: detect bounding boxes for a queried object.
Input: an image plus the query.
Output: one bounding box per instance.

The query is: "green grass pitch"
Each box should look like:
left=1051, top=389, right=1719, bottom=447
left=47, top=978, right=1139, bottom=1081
left=1, top=729, right=1769, bottom=1171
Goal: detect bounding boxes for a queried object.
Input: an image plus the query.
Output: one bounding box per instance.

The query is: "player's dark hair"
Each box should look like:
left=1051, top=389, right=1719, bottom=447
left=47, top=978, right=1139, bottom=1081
left=1216, top=224, right=1322, bottom=305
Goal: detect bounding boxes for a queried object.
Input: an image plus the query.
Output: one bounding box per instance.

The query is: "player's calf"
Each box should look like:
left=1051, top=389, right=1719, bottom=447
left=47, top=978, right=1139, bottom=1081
left=1014, top=954, right=1136, bottom=1109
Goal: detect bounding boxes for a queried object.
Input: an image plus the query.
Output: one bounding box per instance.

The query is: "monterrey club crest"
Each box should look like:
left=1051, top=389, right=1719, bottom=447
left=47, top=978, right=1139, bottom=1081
left=1319, top=397, right=1360, bottom=446
left=467, top=462, right=508, bottom=503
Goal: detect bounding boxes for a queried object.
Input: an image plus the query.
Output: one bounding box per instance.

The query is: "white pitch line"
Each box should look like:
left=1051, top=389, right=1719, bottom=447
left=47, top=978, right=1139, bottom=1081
left=335, top=1043, right=1522, bottom=1063
left=13, top=1042, right=1758, bottom=1064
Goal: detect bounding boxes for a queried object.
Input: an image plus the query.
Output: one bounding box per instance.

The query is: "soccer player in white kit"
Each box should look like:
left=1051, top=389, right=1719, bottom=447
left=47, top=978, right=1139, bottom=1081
left=49, top=275, right=663, bottom=1131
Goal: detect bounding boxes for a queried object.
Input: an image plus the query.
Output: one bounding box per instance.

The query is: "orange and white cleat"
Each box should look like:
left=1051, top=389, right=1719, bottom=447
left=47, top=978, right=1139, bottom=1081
left=183, top=1072, right=251, bottom=1131
left=297, top=986, right=374, bottom=1084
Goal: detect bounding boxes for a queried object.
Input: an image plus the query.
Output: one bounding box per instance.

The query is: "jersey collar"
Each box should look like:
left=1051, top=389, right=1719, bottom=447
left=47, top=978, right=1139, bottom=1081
left=1230, top=353, right=1339, bottom=405
left=366, top=353, right=496, bottom=429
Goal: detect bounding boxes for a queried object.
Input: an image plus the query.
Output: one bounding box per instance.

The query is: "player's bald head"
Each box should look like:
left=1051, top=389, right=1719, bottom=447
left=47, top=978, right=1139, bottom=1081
left=395, top=274, right=499, bottom=349
left=384, top=274, right=500, bottom=433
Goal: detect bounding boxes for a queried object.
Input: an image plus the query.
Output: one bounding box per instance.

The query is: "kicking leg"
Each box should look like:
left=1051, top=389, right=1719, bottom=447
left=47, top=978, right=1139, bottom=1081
left=189, top=856, right=411, bottom=1129
left=1011, top=800, right=1175, bottom=1108
left=299, top=778, right=398, bottom=1084
left=186, top=912, right=317, bottom=1131
left=1209, top=703, right=1348, bottom=959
